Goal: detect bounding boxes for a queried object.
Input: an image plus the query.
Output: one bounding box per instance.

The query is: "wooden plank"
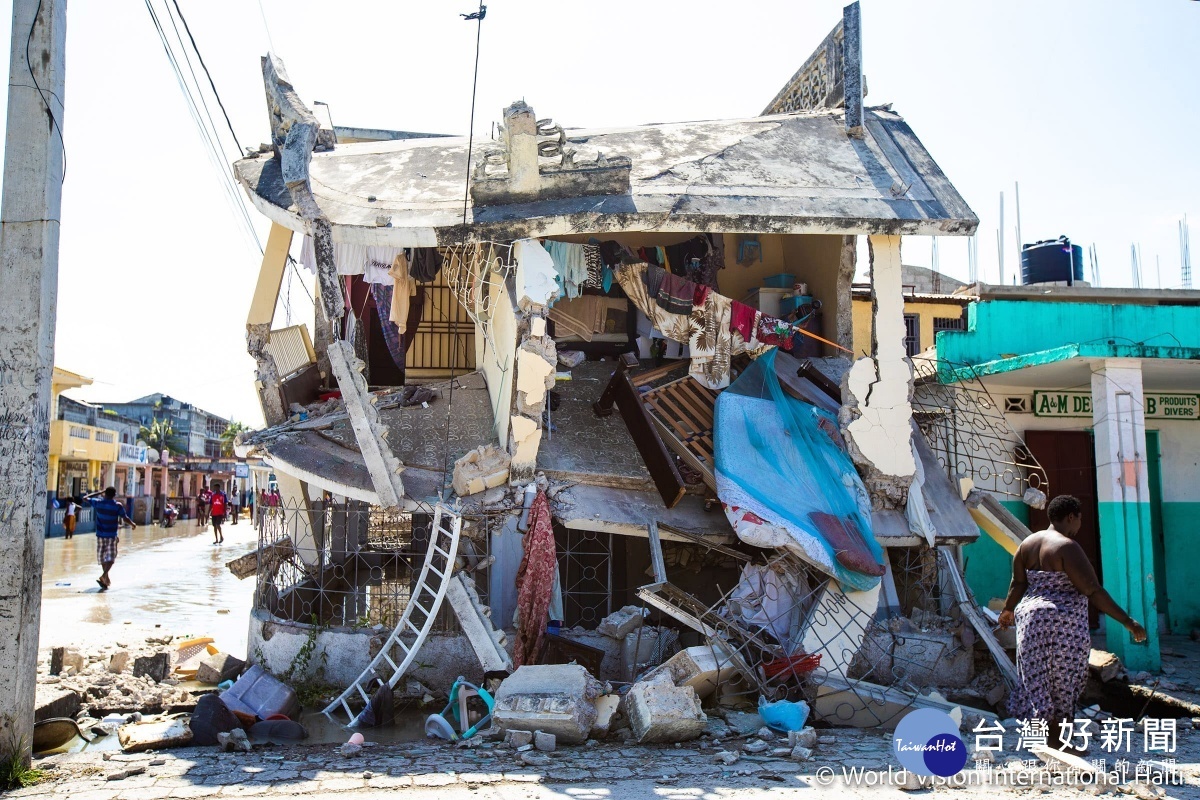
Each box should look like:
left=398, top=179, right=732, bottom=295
left=938, top=546, right=1020, bottom=689
left=602, top=363, right=687, bottom=508
left=247, top=222, right=294, bottom=328
left=794, top=358, right=842, bottom=402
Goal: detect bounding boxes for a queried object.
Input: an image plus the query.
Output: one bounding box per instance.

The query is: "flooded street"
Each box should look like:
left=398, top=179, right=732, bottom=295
left=39, top=517, right=260, bottom=657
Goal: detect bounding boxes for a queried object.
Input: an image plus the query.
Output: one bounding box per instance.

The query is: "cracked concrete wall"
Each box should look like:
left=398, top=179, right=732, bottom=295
left=508, top=321, right=556, bottom=483
left=479, top=277, right=518, bottom=447
left=841, top=235, right=915, bottom=507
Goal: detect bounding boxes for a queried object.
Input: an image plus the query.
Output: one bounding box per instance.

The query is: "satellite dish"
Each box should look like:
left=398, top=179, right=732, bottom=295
left=146, top=448, right=159, bottom=463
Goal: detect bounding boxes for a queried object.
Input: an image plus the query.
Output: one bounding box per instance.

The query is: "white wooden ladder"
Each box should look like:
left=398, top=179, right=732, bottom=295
left=322, top=503, right=462, bottom=725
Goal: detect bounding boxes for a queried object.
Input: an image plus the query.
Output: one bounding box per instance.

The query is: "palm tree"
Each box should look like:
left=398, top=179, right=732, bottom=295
left=220, top=421, right=251, bottom=457
left=139, top=418, right=184, bottom=455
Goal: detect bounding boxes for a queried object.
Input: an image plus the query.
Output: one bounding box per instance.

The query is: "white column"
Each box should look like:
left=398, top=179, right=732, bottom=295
left=1091, top=358, right=1159, bottom=671
left=844, top=235, right=916, bottom=502
left=0, top=0, right=65, bottom=765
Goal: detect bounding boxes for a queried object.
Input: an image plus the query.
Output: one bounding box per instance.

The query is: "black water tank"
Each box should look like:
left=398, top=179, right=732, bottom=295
left=1021, top=237, right=1084, bottom=285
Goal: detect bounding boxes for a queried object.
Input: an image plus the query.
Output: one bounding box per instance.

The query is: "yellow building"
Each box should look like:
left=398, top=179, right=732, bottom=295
left=850, top=274, right=973, bottom=358
left=47, top=368, right=113, bottom=497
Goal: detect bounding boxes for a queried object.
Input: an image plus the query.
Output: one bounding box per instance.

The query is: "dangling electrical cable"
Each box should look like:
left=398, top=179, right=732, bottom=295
left=460, top=3, right=486, bottom=229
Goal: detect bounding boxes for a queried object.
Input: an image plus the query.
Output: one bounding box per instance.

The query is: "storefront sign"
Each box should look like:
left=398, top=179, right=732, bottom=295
left=1033, top=391, right=1200, bottom=420
left=234, top=463, right=250, bottom=478
left=118, top=443, right=149, bottom=464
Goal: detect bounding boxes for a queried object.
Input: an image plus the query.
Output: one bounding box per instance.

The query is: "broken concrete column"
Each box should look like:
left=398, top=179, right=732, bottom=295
left=841, top=235, right=916, bottom=507
left=591, top=694, right=620, bottom=738
left=508, top=321, right=557, bottom=484
left=836, top=234, right=857, bottom=354
left=625, top=674, right=707, bottom=743
left=327, top=341, right=406, bottom=507
left=453, top=445, right=512, bottom=497
left=493, top=664, right=603, bottom=744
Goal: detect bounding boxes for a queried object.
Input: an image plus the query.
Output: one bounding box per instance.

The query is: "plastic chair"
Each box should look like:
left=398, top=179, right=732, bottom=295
left=424, top=676, right=495, bottom=741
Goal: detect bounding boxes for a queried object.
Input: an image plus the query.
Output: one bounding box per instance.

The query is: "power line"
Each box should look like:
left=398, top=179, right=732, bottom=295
left=168, top=0, right=245, bottom=155
left=460, top=3, right=487, bottom=229
left=25, top=0, right=67, bottom=181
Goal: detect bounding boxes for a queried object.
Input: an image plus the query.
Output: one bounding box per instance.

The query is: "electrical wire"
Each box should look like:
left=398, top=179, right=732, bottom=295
left=25, top=0, right=67, bottom=182
left=460, top=3, right=486, bottom=229
left=168, top=0, right=245, bottom=155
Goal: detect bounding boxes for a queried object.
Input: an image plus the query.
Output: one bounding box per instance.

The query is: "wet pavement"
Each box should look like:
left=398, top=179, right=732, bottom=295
left=39, top=516, right=260, bottom=656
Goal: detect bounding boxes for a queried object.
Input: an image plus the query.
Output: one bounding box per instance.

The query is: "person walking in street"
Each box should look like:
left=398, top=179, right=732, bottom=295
left=209, top=481, right=228, bottom=545
left=999, top=494, right=1147, bottom=754
left=86, top=487, right=136, bottom=590
left=63, top=497, right=78, bottom=539
left=229, top=484, right=240, bottom=525
left=197, top=484, right=212, bottom=527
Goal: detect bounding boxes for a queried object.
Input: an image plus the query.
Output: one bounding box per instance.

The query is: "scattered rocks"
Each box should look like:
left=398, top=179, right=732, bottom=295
left=217, top=728, right=252, bottom=753
left=713, top=750, right=740, bottom=766
left=788, top=727, right=818, bottom=749
left=504, top=729, right=533, bottom=748
left=742, top=738, right=770, bottom=754
left=107, top=651, right=130, bottom=674
left=534, top=731, right=556, bottom=752
left=337, top=742, right=363, bottom=758
left=597, top=606, right=646, bottom=640
left=106, top=766, right=146, bottom=781
left=518, top=751, right=551, bottom=767
left=789, top=745, right=813, bottom=762
left=755, top=726, right=776, bottom=741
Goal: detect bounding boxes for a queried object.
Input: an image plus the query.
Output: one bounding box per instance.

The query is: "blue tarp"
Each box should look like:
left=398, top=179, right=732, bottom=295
left=714, top=350, right=884, bottom=592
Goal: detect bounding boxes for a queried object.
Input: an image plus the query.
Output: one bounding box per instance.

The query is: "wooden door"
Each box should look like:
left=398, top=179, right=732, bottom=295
left=1024, top=430, right=1102, bottom=627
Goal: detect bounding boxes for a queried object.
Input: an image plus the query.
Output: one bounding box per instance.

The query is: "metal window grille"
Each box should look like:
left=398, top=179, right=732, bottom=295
left=555, top=528, right=613, bottom=629
left=932, top=315, right=966, bottom=333
left=253, top=500, right=493, bottom=634
left=68, top=425, right=90, bottom=439
left=903, top=314, right=921, bottom=357
left=94, top=430, right=115, bottom=443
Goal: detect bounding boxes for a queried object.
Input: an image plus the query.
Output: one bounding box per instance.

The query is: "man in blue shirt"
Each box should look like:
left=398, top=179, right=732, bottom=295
left=87, top=487, right=136, bottom=590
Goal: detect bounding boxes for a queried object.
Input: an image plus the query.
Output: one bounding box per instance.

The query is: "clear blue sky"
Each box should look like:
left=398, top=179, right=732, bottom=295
left=3, top=1, right=1196, bottom=427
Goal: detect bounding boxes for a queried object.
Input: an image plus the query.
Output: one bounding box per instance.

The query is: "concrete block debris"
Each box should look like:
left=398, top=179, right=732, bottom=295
left=638, top=644, right=736, bottom=700
left=453, top=444, right=512, bottom=497
left=107, top=651, right=130, bottom=674
left=1089, top=649, right=1125, bottom=683
left=119, top=716, right=194, bottom=753
left=625, top=674, right=706, bottom=744
left=597, top=605, right=646, bottom=640
left=504, top=729, right=533, bottom=747
left=132, top=653, right=170, bottom=684
left=534, top=730, right=556, bottom=752
left=34, top=685, right=81, bottom=723
left=196, top=652, right=246, bottom=685
left=713, top=750, right=740, bottom=765
left=590, top=694, right=620, bottom=738
left=787, top=726, right=817, bottom=749
left=518, top=750, right=551, bottom=767
left=493, top=664, right=603, bottom=744
left=742, top=738, right=770, bottom=753
left=50, top=647, right=85, bottom=676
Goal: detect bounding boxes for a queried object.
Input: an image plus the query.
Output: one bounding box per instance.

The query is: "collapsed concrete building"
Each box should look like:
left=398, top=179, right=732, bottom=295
left=231, top=3, right=1039, bottom=731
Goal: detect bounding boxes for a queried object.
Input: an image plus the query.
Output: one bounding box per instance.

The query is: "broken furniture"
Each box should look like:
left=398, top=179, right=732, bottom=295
left=425, top=676, right=495, bottom=741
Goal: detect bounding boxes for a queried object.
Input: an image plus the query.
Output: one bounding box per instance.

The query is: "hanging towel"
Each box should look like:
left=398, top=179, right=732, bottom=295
left=370, top=283, right=425, bottom=371
left=730, top=301, right=759, bottom=344
left=643, top=263, right=667, bottom=302
left=408, top=247, right=443, bottom=282
left=688, top=289, right=734, bottom=390
left=543, top=240, right=589, bottom=299
left=692, top=283, right=711, bottom=307
left=513, top=491, right=557, bottom=669
left=388, top=253, right=417, bottom=333
left=657, top=272, right=696, bottom=315
left=581, top=245, right=604, bottom=290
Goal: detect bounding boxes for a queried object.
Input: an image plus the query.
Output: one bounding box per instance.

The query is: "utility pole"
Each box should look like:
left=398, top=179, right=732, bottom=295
left=0, top=0, right=66, bottom=766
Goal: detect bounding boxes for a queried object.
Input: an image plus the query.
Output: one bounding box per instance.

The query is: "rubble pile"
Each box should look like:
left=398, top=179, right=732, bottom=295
left=37, top=639, right=200, bottom=721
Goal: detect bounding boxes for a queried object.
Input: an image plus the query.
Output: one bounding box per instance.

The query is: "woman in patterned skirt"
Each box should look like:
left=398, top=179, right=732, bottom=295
left=998, top=494, right=1147, bottom=753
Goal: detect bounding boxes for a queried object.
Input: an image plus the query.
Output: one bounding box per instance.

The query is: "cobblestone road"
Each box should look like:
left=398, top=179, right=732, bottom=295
left=15, top=725, right=1200, bottom=800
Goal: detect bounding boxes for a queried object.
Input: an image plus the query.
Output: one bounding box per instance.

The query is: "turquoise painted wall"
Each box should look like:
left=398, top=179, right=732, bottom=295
left=1162, top=502, right=1200, bottom=635
left=1096, top=501, right=1160, bottom=672
left=938, top=301, right=1200, bottom=367
left=962, top=500, right=1028, bottom=606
